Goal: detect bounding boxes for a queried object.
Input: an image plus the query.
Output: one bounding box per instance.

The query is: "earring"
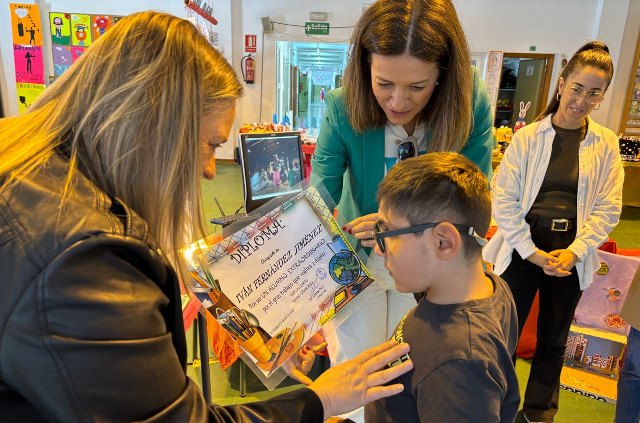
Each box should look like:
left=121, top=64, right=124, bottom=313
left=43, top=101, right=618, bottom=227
left=435, top=81, right=440, bottom=86
left=593, top=103, right=601, bottom=110
left=556, top=92, right=561, bottom=101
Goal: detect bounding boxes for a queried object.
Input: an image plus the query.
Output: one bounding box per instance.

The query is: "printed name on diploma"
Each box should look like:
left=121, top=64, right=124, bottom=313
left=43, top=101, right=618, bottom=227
left=293, top=223, right=323, bottom=255
left=233, top=222, right=326, bottom=306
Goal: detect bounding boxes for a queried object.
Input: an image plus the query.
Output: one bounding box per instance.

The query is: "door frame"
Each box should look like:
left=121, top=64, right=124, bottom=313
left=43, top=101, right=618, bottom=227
left=503, top=53, right=555, bottom=118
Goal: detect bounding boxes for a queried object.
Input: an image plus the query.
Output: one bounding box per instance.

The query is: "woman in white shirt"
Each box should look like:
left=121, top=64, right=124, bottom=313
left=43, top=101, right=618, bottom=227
left=484, top=41, right=624, bottom=423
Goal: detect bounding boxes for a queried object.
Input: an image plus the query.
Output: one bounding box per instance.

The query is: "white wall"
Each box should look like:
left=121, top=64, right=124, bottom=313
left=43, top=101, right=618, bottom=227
left=2, top=0, right=639, bottom=155
left=235, top=0, right=637, bottom=132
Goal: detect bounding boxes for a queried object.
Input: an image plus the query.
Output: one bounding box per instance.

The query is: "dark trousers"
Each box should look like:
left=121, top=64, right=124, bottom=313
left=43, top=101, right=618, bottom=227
left=501, top=225, right=582, bottom=423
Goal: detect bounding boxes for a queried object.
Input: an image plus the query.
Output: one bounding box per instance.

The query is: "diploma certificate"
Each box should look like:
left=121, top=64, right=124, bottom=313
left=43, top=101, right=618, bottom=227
left=183, top=185, right=373, bottom=388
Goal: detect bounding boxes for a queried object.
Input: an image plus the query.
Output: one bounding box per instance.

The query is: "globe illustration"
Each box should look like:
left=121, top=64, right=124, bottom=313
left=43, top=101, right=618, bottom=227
left=328, top=250, right=361, bottom=285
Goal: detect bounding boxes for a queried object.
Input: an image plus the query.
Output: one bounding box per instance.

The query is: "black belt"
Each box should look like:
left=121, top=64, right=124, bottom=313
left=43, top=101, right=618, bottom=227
left=525, top=216, right=576, bottom=231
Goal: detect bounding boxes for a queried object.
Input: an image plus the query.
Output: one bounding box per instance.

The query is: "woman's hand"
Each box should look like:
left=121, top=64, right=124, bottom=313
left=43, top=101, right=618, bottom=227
left=284, top=334, right=328, bottom=385
left=308, top=340, right=412, bottom=420
left=541, top=261, right=572, bottom=277
left=343, top=213, right=380, bottom=248
left=547, top=249, right=578, bottom=276
left=525, top=249, right=558, bottom=269
left=526, top=249, right=573, bottom=277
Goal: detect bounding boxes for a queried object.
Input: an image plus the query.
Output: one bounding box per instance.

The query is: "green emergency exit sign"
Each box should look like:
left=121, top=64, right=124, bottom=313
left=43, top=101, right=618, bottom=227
left=305, top=22, right=330, bottom=35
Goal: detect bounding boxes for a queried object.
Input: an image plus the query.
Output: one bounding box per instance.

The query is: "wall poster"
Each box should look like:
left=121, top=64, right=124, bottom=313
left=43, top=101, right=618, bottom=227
left=49, top=12, right=121, bottom=80
left=9, top=3, right=46, bottom=112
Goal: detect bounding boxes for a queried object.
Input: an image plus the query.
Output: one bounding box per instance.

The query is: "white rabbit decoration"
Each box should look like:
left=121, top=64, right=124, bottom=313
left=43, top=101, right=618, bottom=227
left=513, top=101, right=531, bottom=132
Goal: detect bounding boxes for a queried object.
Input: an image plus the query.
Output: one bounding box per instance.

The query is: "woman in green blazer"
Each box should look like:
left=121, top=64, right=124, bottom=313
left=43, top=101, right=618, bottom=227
left=311, top=70, right=493, bottom=227
left=310, top=2, right=494, bottom=420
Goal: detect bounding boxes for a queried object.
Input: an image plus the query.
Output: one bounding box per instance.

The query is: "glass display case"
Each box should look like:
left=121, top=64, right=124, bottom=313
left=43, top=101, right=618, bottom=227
left=494, top=66, right=516, bottom=127
left=492, top=53, right=554, bottom=128
left=620, top=31, right=640, bottom=136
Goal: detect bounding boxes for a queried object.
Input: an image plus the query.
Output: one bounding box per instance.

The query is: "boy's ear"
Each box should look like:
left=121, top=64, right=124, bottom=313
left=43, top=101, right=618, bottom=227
left=432, top=222, right=462, bottom=261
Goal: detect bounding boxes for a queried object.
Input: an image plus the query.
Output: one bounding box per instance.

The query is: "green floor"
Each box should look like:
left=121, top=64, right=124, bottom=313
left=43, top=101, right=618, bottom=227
left=191, top=161, right=640, bottom=422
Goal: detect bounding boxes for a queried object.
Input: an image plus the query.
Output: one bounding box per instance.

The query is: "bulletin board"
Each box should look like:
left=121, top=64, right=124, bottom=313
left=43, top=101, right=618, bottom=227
left=49, top=13, right=122, bottom=79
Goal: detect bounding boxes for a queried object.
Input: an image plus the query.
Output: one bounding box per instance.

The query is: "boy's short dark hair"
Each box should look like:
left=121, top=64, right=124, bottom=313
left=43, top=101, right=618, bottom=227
left=377, top=152, right=491, bottom=259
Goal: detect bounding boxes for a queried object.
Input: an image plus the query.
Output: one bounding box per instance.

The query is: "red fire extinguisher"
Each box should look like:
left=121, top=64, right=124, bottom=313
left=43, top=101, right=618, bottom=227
left=241, top=54, right=255, bottom=84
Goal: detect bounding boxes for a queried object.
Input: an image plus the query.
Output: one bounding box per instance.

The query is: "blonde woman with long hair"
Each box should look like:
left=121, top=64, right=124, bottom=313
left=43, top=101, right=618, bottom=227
left=0, top=11, right=412, bottom=422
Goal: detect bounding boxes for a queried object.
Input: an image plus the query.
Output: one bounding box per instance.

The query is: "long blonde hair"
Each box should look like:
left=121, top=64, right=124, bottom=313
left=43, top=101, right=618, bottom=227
left=343, top=0, right=472, bottom=151
left=0, top=12, right=242, bottom=274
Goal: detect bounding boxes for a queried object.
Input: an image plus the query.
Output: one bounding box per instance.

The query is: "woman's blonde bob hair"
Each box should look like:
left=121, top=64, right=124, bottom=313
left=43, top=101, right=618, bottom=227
left=343, top=0, right=472, bottom=152
left=0, top=11, right=243, bottom=270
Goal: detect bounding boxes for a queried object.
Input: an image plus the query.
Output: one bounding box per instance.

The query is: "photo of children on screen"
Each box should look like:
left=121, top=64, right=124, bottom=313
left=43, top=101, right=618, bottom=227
left=245, top=134, right=303, bottom=199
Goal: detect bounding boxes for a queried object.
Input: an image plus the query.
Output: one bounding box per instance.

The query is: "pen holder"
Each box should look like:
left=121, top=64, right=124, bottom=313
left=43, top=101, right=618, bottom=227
left=208, top=290, right=236, bottom=316
left=238, top=330, right=273, bottom=363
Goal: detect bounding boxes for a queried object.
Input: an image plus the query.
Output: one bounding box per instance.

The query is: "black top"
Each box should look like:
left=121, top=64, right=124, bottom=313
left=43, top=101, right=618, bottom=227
left=0, top=153, right=324, bottom=423
left=528, top=123, right=585, bottom=219
left=364, top=273, right=520, bottom=422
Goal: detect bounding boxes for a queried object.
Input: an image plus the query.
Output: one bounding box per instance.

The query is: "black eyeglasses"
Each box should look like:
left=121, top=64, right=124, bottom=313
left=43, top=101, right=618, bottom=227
left=372, top=221, right=487, bottom=253
left=397, top=135, right=417, bottom=161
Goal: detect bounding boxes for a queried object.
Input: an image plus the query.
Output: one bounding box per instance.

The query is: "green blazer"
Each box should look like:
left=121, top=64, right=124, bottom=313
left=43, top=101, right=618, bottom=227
left=310, top=70, right=495, bottom=224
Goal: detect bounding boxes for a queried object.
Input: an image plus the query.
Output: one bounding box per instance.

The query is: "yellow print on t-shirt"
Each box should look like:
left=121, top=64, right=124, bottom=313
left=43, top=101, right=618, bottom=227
left=387, top=312, right=410, bottom=368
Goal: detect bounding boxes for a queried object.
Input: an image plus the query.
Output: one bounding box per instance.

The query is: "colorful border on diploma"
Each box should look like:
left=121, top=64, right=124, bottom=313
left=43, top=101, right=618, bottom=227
left=182, top=185, right=374, bottom=389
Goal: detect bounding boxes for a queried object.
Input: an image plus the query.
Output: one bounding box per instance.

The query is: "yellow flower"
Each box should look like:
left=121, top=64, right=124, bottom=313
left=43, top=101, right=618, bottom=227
left=495, top=125, right=513, bottom=143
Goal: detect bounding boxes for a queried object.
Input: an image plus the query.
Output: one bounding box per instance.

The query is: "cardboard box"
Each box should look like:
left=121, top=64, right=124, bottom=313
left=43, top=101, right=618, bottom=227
left=560, top=365, right=618, bottom=404
left=561, top=325, right=627, bottom=403
left=564, top=328, right=626, bottom=378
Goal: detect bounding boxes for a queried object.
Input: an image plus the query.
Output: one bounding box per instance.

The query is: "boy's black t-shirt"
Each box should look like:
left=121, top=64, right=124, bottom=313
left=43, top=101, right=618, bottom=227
left=364, top=273, right=520, bottom=423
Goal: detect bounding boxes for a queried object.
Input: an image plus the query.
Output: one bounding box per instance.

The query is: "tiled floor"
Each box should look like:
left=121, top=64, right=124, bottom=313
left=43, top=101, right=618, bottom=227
left=192, top=161, right=640, bottom=422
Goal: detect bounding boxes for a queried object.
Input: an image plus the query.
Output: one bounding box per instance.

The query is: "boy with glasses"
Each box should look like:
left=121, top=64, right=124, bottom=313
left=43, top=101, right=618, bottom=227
left=364, top=152, right=520, bottom=422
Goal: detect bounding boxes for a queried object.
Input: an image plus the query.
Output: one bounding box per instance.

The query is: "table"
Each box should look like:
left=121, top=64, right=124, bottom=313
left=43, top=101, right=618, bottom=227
left=181, top=233, right=244, bottom=401
left=622, top=161, right=640, bottom=207
left=181, top=295, right=212, bottom=403
left=182, top=294, right=200, bottom=333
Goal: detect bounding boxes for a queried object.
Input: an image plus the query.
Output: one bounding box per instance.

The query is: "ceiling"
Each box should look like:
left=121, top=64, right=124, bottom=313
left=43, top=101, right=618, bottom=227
left=289, top=42, right=349, bottom=74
